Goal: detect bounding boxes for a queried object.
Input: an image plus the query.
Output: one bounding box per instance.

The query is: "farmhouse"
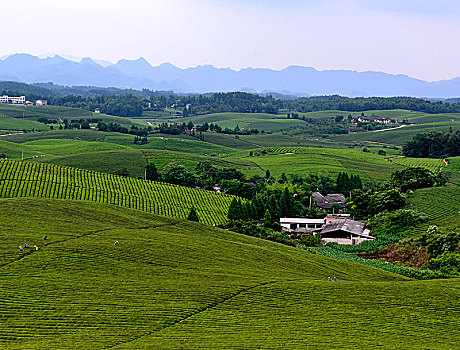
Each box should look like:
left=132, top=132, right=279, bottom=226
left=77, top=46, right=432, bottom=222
left=320, top=219, right=375, bottom=245
left=280, top=214, right=350, bottom=232
left=0, top=95, right=25, bottom=104
left=280, top=218, right=325, bottom=233
left=280, top=215, right=374, bottom=245
left=312, top=192, right=346, bottom=211
left=352, top=116, right=391, bottom=124
left=35, top=99, right=48, bottom=106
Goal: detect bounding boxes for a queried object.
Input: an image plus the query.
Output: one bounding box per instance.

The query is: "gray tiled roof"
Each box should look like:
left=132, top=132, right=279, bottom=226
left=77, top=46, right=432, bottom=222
left=312, top=192, right=346, bottom=209
left=321, top=219, right=372, bottom=237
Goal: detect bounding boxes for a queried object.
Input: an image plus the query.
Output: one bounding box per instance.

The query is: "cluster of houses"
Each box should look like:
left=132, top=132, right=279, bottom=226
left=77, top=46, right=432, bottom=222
left=0, top=95, right=26, bottom=104
left=351, top=115, right=392, bottom=124
left=280, top=215, right=375, bottom=245
left=0, top=95, right=48, bottom=106
left=280, top=191, right=375, bottom=245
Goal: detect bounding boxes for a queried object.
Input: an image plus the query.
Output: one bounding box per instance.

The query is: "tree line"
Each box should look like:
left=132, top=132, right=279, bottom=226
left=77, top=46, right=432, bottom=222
left=402, top=129, right=460, bottom=158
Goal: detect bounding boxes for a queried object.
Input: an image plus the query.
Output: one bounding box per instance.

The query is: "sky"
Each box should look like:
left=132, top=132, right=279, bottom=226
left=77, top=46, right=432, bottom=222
left=1, top=0, right=459, bottom=81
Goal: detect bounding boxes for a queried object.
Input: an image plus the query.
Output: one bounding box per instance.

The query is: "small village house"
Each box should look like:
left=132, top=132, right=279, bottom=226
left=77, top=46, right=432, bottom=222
left=312, top=192, right=346, bottom=212
left=280, top=215, right=375, bottom=245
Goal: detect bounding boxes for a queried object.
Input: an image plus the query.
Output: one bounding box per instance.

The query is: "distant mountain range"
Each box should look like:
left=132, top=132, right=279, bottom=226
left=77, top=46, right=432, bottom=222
left=1, top=53, right=460, bottom=98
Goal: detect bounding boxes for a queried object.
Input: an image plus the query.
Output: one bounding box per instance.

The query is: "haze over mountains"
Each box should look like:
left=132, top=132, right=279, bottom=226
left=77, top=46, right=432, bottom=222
left=1, top=53, right=460, bottom=97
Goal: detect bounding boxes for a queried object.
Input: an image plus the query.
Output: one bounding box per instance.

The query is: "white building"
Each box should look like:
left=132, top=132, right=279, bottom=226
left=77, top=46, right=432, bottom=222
left=320, top=219, right=375, bottom=245
left=280, top=215, right=375, bottom=245
left=35, top=100, right=48, bottom=106
left=0, top=95, right=25, bottom=104
left=280, top=218, right=325, bottom=233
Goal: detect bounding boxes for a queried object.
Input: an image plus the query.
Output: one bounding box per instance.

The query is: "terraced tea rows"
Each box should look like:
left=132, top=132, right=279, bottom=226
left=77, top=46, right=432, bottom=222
left=1, top=198, right=433, bottom=349
left=410, top=184, right=460, bottom=221
left=224, top=146, right=390, bottom=164
left=0, top=160, right=233, bottom=225
left=391, top=157, right=445, bottom=173
left=135, top=279, right=460, bottom=350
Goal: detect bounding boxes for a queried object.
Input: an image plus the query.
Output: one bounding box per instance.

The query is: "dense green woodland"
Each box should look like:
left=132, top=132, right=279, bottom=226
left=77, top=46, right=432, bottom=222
left=3, top=81, right=460, bottom=117
left=402, top=129, right=460, bottom=158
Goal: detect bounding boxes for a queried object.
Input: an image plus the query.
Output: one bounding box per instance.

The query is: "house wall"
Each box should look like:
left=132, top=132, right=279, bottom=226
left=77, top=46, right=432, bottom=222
left=322, top=236, right=374, bottom=245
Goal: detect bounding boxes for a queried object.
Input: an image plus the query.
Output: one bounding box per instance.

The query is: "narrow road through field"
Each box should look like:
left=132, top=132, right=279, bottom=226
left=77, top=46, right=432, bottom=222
left=384, top=155, right=404, bottom=162
left=371, top=125, right=407, bottom=133
left=440, top=158, right=448, bottom=171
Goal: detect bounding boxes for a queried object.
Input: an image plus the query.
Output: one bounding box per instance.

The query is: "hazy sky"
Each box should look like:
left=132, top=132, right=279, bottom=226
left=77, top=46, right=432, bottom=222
left=1, top=0, right=460, bottom=81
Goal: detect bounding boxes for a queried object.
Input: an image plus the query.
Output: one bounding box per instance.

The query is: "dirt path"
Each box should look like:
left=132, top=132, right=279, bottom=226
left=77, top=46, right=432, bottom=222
left=440, top=158, right=449, bottom=171
left=384, top=155, right=404, bottom=162
left=371, top=125, right=407, bottom=133
left=0, top=132, right=24, bottom=137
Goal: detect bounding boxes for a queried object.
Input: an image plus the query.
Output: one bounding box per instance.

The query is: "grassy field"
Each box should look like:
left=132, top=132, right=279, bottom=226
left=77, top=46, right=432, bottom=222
left=444, top=156, right=460, bottom=186
left=0, top=104, right=148, bottom=128
left=36, top=149, right=148, bottom=178
left=222, top=146, right=404, bottom=181
left=105, top=134, right=236, bottom=155
left=0, top=198, right=458, bottom=349
left=0, top=139, right=148, bottom=176
left=0, top=114, right=46, bottom=131
left=331, top=121, right=460, bottom=145
left=0, top=104, right=92, bottom=120
left=165, top=112, right=308, bottom=132
left=1, top=129, right=115, bottom=143
left=408, top=184, right=460, bottom=235
left=0, top=160, right=233, bottom=225
left=390, top=157, right=445, bottom=173
left=143, top=149, right=260, bottom=172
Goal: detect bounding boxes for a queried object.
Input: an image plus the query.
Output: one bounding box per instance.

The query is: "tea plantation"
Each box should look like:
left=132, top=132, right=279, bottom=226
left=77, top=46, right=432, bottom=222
left=0, top=159, right=233, bottom=225
left=0, top=198, right=458, bottom=349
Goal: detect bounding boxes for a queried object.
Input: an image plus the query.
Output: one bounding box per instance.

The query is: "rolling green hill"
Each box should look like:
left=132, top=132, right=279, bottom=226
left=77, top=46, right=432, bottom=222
left=331, top=121, right=460, bottom=145
left=0, top=198, right=458, bottom=349
left=223, top=146, right=404, bottom=181
left=0, top=159, right=233, bottom=225
left=0, top=114, right=46, bottom=131
left=409, top=184, right=460, bottom=234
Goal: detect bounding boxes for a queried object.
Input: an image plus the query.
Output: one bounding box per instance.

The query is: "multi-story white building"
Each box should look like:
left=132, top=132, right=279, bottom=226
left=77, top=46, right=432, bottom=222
left=0, top=95, right=26, bottom=104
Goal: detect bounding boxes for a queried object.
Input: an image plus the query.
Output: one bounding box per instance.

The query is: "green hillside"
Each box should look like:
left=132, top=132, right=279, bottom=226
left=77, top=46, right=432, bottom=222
left=0, top=198, right=458, bottom=349
left=0, top=159, right=233, bottom=225
left=35, top=149, right=148, bottom=178
left=331, top=121, right=460, bottom=145
left=409, top=184, right=460, bottom=234
left=444, top=156, right=460, bottom=186
left=0, top=104, right=92, bottom=120
left=224, top=146, right=404, bottom=181
left=0, top=114, right=46, bottom=131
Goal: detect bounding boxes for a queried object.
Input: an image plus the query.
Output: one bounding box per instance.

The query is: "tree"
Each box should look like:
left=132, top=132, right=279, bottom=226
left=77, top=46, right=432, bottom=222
left=391, top=167, right=436, bottom=192
left=114, top=167, right=130, bottom=177
left=265, top=169, right=271, bottom=179
left=370, top=189, right=406, bottom=214
left=145, top=163, right=159, bottom=181
left=195, top=161, right=217, bottom=184
left=187, top=206, right=199, bottom=222
left=161, top=162, right=196, bottom=187
left=227, top=198, right=239, bottom=220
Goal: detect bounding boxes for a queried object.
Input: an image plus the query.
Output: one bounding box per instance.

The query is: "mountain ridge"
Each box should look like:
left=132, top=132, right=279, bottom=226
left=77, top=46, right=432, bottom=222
left=1, top=53, right=459, bottom=97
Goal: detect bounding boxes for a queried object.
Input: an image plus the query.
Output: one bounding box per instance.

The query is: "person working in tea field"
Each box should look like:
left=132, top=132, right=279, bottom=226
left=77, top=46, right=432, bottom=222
left=19, top=246, right=23, bottom=252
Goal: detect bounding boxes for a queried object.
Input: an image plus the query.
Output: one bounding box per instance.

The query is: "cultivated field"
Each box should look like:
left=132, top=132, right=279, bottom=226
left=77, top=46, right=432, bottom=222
left=0, top=160, right=233, bottom=225
left=0, top=198, right=458, bottom=349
